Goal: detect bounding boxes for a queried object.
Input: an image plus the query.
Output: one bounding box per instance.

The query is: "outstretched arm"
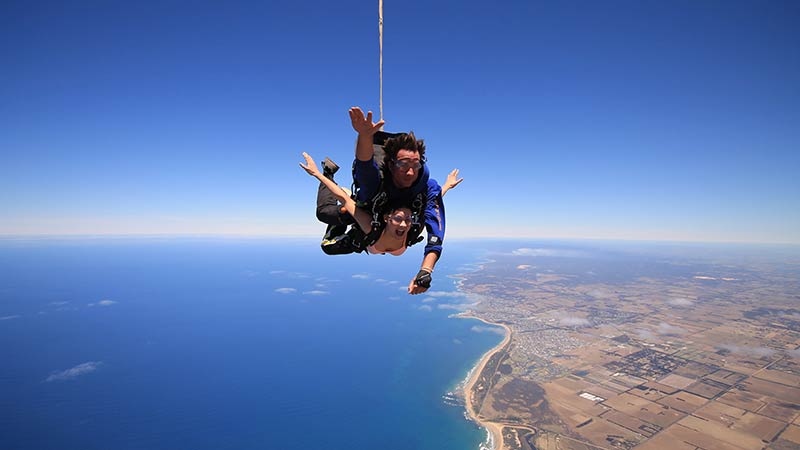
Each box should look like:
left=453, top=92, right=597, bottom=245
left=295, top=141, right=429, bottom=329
left=408, top=182, right=445, bottom=295
left=441, top=169, right=464, bottom=197
left=349, top=106, right=384, bottom=162
left=299, top=152, right=373, bottom=233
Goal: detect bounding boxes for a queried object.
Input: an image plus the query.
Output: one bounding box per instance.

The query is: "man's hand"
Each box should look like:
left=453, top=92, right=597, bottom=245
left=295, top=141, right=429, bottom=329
left=349, top=107, right=385, bottom=136
left=441, top=169, right=464, bottom=197
left=407, top=269, right=432, bottom=295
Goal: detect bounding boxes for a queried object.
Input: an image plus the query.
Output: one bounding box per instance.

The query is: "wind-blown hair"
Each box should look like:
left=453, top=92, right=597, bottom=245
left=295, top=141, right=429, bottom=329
left=383, top=132, right=426, bottom=167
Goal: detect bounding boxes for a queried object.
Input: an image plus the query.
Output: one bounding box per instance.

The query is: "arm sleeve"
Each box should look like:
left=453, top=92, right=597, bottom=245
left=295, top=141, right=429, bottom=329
left=423, top=180, right=445, bottom=256
left=352, top=158, right=382, bottom=204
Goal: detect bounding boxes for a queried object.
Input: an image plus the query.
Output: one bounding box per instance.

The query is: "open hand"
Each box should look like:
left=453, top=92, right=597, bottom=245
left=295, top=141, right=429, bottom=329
left=349, top=106, right=384, bottom=136
left=299, top=152, right=321, bottom=178
left=444, top=169, right=463, bottom=192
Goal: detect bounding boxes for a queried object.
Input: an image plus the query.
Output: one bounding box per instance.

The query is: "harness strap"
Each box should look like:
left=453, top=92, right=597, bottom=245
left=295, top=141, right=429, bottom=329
left=405, top=191, right=427, bottom=247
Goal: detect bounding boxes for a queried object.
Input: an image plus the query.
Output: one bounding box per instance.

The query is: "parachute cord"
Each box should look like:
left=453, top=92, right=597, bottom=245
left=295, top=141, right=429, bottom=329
left=379, top=0, right=384, bottom=129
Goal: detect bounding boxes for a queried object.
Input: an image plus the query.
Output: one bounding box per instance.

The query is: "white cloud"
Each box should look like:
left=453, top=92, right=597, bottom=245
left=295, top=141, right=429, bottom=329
left=418, top=305, right=433, bottom=312
left=98, top=300, right=116, bottom=306
left=242, top=270, right=259, bottom=277
left=636, top=329, right=656, bottom=341
left=0, top=315, right=21, bottom=321
left=719, top=344, right=776, bottom=358
left=559, top=317, right=591, bottom=327
left=656, top=322, right=687, bottom=336
left=438, top=303, right=470, bottom=311
left=49, top=301, right=69, bottom=306
left=511, top=248, right=586, bottom=258
left=471, top=325, right=505, bottom=335
left=426, top=291, right=468, bottom=298
left=453, top=339, right=463, bottom=345
left=421, top=297, right=436, bottom=303
left=517, top=264, right=532, bottom=270
left=274, top=288, right=297, bottom=294
left=668, top=298, right=694, bottom=307
left=270, top=270, right=310, bottom=279
left=45, top=361, right=102, bottom=382
left=303, top=290, right=329, bottom=295
left=352, top=273, right=370, bottom=280
left=436, top=303, right=478, bottom=311
left=587, top=289, right=615, bottom=299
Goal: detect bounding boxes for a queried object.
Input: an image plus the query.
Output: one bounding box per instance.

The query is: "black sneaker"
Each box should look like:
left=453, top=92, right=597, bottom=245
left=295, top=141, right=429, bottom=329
left=323, top=223, right=347, bottom=242
left=322, top=157, right=339, bottom=179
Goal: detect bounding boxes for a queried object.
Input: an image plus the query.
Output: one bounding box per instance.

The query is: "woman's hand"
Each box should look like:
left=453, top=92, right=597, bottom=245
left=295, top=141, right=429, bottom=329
left=349, top=106, right=384, bottom=136
left=299, top=152, right=322, bottom=178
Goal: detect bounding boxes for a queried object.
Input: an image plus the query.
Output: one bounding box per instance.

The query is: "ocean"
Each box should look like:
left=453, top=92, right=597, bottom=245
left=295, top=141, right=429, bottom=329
left=0, top=237, right=503, bottom=450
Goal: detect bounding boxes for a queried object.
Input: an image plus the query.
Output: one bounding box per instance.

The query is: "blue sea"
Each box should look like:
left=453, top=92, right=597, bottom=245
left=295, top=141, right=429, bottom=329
left=0, top=238, right=503, bottom=450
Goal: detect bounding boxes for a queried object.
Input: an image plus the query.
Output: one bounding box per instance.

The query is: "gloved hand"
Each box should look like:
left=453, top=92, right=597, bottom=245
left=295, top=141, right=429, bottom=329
left=414, top=269, right=432, bottom=289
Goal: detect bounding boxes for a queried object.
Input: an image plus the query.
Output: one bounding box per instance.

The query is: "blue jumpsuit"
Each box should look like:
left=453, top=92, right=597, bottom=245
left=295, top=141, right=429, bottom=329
left=352, top=158, right=446, bottom=257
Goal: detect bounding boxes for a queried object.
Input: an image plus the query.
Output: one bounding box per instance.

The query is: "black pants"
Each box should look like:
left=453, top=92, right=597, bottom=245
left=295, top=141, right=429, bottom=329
left=316, top=182, right=358, bottom=255
left=316, top=182, right=345, bottom=226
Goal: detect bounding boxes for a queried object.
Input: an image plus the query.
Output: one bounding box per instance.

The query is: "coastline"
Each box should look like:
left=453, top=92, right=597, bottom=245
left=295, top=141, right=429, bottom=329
left=458, top=312, right=512, bottom=450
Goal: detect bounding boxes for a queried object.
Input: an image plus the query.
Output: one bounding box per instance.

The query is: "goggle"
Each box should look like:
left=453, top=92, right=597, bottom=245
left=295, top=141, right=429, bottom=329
left=393, top=159, right=422, bottom=171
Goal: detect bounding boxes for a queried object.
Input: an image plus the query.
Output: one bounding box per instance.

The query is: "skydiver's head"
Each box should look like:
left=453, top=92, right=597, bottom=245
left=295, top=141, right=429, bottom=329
left=384, top=132, right=426, bottom=189
left=383, top=206, right=413, bottom=239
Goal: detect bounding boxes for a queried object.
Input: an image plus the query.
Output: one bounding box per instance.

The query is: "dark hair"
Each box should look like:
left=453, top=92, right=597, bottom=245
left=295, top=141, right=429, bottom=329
left=383, top=132, right=426, bottom=168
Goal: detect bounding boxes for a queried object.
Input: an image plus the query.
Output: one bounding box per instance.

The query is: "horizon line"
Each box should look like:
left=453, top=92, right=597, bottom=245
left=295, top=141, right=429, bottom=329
left=1, top=232, right=798, bottom=247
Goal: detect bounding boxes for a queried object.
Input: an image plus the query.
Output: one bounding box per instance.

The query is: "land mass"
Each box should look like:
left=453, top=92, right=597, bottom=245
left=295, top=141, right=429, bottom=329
left=459, top=245, right=800, bottom=450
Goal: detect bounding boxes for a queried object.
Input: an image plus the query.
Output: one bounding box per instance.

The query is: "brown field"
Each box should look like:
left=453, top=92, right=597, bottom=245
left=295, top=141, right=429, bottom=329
left=580, top=384, right=620, bottom=402
left=541, top=381, right=608, bottom=422
left=760, top=401, right=800, bottom=423
left=658, top=373, right=695, bottom=389
left=552, top=375, right=592, bottom=394
left=673, top=360, right=719, bottom=379
left=603, top=392, right=684, bottom=428
left=657, top=391, right=708, bottom=414
left=706, top=368, right=748, bottom=385
left=602, top=410, right=658, bottom=437
left=633, top=403, right=685, bottom=429
left=695, top=400, right=747, bottom=425
left=779, top=424, right=800, bottom=445
left=753, top=368, right=800, bottom=388
left=733, top=412, right=785, bottom=442
left=695, top=400, right=786, bottom=442
left=718, top=389, right=767, bottom=412
left=628, top=384, right=666, bottom=402
left=641, top=380, right=679, bottom=395
left=572, top=417, right=645, bottom=449
left=602, top=392, right=653, bottom=416
left=599, top=379, right=632, bottom=393
left=612, top=373, right=648, bottom=388
left=685, top=379, right=730, bottom=399
left=639, top=422, right=748, bottom=450
left=724, top=357, right=771, bottom=375
left=678, top=415, right=766, bottom=450
left=742, top=378, right=800, bottom=404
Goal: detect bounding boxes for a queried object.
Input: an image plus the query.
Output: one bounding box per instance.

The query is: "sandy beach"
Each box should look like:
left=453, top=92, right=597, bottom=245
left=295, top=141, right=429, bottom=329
left=460, top=313, right=512, bottom=450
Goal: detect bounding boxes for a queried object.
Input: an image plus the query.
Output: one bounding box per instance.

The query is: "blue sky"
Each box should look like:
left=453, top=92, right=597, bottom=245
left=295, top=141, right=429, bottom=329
left=1, top=0, right=798, bottom=243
